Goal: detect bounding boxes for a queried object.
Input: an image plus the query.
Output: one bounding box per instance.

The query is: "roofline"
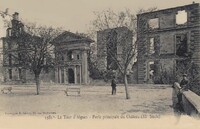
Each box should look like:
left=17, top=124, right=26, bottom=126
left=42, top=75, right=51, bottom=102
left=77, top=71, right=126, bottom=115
left=51, top=38, right=94, bottom=45
left=51, top=31, right=94, bottom=44
left=137, top=3, right=199, bottom=16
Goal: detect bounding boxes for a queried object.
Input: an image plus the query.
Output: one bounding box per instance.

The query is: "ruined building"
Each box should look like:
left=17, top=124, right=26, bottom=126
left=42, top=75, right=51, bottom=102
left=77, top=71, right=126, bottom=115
left=137, top=3, right=200, bottom=84
left=2, top=12, right=55, bottom=83
left=2, top=12, right=30, bottom=83
left=52, top=31, right=93, bottom=84
left=97, top=27, right=133, bottom=72
left=2, top=13, right=93, bottom=84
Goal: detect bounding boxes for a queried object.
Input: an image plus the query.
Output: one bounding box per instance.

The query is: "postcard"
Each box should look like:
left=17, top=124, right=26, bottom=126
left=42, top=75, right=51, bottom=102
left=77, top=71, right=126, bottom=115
left=0, top=0, right=200, bottom=129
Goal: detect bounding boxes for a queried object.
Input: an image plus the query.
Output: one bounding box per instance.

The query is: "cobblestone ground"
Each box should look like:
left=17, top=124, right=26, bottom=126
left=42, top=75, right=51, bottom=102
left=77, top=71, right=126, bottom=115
left=0, top=84, right=174, bottom=116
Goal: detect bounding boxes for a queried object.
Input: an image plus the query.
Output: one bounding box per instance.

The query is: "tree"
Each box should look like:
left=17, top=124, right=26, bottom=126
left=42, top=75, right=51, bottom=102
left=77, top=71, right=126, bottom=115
left=88, top=8, right=157, bottom=99
left=18, top=23, right=62, bottom=95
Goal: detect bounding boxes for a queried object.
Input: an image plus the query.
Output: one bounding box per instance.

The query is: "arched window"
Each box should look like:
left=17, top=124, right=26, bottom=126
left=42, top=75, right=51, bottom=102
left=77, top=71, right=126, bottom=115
left=67, top=51, right=73, bottom=61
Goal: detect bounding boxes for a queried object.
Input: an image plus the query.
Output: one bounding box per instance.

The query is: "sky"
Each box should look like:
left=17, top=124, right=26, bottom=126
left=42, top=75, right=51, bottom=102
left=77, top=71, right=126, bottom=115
left=0, top=0, right=199, bottom=36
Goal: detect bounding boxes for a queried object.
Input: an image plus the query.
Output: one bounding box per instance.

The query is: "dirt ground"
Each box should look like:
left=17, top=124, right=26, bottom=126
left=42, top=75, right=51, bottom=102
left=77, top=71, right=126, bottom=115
left=0, top=84, right=174, bottom=116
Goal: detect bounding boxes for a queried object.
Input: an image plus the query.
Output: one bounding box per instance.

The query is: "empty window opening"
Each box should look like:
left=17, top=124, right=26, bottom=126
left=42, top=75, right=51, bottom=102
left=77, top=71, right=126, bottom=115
left=18, top=68, right=22, bottom=80
left=176, top=10, right=187, bottom=25
left=61, top=55, right=64, bottom=61
left=67, top=51, right=73, bottom=61
left=8, top=69, right=12, bottom=80
left=8, top=54, right=12, bottom=66
left=148, top=18, right=159, bottom=29
left=148, top=61, right=155, bottom=80
left=149, top=38, right=155, bottom=54
left=176, top=34, right=187, bottom=57
left=77, top=54, right=80, bottom=60
left=7, top=28, right=12, bottom=37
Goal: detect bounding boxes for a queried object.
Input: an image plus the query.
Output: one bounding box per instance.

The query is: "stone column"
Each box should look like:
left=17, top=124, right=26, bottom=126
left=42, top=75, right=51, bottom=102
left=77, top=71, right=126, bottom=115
left=59, top=67, right=62, bottom=84
left=55, top=67, right=58, bottom=83
left=82, top=50, right=88, bottom=84
left=63, top=67, right=66, bottom=84
left=66, top=68, right=69, bottom=84
left=74, top=66, right=77, bottom=84
left=80, top=65, right=82, bottom=85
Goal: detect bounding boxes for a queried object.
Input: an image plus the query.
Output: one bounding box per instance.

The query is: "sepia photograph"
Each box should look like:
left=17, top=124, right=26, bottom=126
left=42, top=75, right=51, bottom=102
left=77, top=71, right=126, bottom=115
left=0, top=0, right=200, bottom=129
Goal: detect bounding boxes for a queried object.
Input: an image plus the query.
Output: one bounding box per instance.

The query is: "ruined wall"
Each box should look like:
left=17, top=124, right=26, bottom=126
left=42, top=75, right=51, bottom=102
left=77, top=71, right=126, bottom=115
left=137, top=3, right=200, bottom=84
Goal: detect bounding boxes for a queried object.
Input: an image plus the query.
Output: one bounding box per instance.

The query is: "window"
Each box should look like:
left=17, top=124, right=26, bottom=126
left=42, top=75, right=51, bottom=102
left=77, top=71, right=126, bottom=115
left=176, top=10, right=187, bottom=25
left=8, top=54, right=12, bottom=66
left=67, top=51, right=73, bottom=61
left=176, top=34, right=187, bottom=57
left=149, top=38, right=155, bottom=54
left=18, top=68, right=22, bottom=80
left=18, top=53, right=21, bottom=64
left=6, top=28, right=12, bottom=37
left=148, top=18, right=159, bottom=29
left=61, top=55, right=64, bottom=61
left=148, top=61, right=155, bottom=80
left=77, top=54, right=80, bottom=60
left=8, top=69, right=12, bottom=80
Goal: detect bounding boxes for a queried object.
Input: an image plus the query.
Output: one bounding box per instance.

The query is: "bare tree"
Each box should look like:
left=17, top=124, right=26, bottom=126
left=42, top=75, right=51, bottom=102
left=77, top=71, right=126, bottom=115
left=17, top=23, right=63, bottom=95
left=88, top=8, right=157, bottom=99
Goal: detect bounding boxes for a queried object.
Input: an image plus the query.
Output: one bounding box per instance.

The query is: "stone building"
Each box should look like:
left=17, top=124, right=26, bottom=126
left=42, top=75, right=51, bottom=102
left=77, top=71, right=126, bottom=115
left=97, top=27, right=133, bottom=72
left=52, top=31, right=93, bottom=84
left=2, top=12, right=29, bottom=83
left=2, top=12, right=54, bottom=83
left=137, top=3, right=200, bottom=84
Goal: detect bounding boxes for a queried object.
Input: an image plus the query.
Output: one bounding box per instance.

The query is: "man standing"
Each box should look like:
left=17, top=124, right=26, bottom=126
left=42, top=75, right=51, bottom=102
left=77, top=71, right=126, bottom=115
left=111, top=76, right=117, bottom=95
left=180, top=74, right=189, bottom=90
left=177, top=74, right=189, bottom=104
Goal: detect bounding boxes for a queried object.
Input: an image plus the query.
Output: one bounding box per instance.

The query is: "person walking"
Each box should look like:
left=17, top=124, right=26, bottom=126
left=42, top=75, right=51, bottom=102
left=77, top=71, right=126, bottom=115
left=111, top=76, right=117, bottom=95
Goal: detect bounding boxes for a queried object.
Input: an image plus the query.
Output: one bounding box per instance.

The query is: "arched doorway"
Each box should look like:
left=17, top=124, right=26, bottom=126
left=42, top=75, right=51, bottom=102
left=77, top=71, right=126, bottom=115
left=68, top=68, right=75, bottom=83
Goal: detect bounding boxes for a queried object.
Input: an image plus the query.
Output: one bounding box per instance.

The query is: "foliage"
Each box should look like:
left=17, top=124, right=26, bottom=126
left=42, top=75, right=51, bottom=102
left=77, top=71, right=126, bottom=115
left=175, top=59, right=200, bottom=96
left=88, top=7, right=157, bottom=99
left=15, top=23, right=63, bottom=94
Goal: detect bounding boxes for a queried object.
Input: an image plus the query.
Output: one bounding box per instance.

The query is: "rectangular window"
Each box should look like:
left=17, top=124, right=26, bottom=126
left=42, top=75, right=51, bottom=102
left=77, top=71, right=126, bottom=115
left=7, top=28, right=12, bottom=37
left=149, top=38, right=155, bottom=54
left=8, top=69, right=12, bottom=80
left=148, top=61, right=155, bottom=81
left=18, top=68, right=22, bottom=80
left=176, top=10, right=187, bottom=25
left=148, top=18, right=159, bottom=29
left=8, top=54, right=12, bottom=66
left=176, top=34, right=187, bottom=57
left=77, top=54, right=80, bottom=60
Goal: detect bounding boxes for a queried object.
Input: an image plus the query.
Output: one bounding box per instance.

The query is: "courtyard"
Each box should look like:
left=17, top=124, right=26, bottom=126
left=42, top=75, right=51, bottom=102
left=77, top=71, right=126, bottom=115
left=0, top=84, right=174, bottom=116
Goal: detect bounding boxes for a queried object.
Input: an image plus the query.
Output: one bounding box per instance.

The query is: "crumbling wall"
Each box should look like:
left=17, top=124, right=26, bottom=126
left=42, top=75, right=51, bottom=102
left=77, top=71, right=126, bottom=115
left=137, top=3, right=200, bottom=84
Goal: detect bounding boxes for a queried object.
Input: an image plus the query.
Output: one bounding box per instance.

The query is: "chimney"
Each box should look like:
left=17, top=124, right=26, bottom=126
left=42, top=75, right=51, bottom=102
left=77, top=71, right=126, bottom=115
left=12, top=12, right=19, bottom=20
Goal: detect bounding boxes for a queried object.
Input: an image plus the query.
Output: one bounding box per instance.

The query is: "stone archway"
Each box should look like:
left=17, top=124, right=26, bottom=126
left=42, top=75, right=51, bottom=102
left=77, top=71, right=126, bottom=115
left=68, top=68, right=75, bottom=83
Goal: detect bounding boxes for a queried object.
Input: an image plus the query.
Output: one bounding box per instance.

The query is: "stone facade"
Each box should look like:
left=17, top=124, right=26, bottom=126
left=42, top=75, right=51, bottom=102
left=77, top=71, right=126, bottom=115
left=2, top=13, right=32, bottom=83
left=52, top=31, right=93, bottom=85
left=97, top=27, right=133, bottom=71
left=137, top=3, right=200, bottom=84
left=2, top=12, right=55, bottom=83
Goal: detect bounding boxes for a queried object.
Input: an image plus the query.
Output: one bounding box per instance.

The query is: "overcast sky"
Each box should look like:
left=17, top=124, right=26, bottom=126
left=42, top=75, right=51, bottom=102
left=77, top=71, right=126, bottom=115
left=0, top=0, right=199, bottom=35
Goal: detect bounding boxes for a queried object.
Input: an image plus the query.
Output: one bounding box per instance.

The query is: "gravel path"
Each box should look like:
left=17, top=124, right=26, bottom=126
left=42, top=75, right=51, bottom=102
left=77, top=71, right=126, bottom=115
left=0, top=84, right=174, bottom=116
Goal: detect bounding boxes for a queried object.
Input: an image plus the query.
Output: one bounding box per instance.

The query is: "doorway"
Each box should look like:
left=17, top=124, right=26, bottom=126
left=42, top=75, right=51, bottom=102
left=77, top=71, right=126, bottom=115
left=68, top=68, right=75, bottom=83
